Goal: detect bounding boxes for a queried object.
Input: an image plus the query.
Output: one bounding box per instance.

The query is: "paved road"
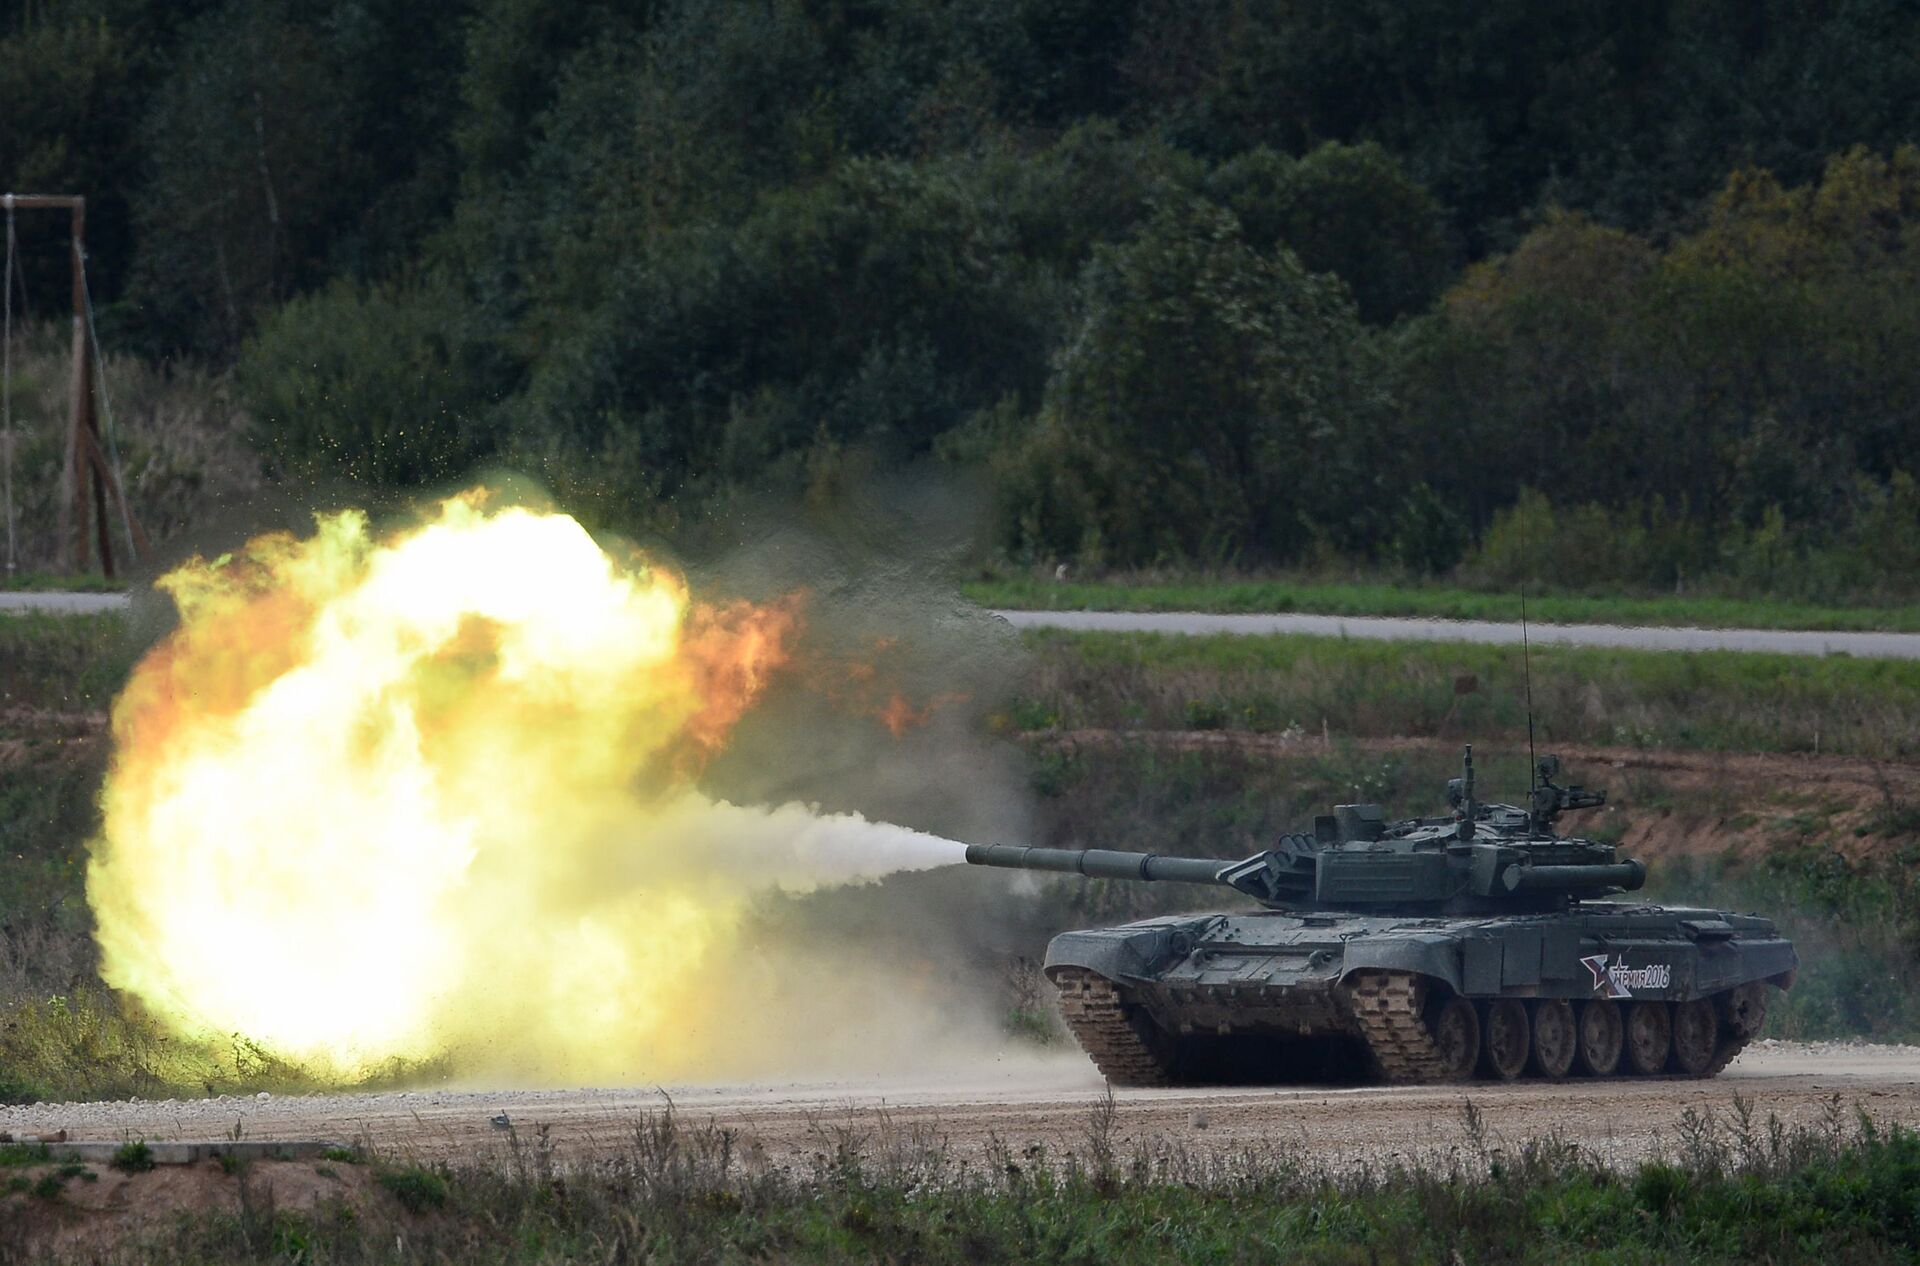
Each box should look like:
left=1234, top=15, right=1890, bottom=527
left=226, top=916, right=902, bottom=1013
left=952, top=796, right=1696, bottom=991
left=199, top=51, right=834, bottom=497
left=11, top=590, right=1920, bottom=658
left=0, top=591, right=130, bottom=616
left=995, top=608, right=1920, bottom=658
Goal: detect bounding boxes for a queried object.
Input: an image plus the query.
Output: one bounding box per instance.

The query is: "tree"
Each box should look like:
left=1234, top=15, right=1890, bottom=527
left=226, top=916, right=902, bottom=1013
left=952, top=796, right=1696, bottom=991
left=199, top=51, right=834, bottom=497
left=131, top=0, right=470, bottom=354
left=0, top=6, right=148, bottom=312
left=1003, top=200, right=1392, bottom=565
left=1209, top=142, right=1452, bottom=323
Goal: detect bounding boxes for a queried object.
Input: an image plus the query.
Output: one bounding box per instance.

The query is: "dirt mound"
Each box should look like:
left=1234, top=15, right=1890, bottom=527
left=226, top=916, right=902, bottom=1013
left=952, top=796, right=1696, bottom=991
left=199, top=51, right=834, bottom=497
left=1030, top=729, right=1920, bottom=867
left=0, top=706, right=106, bottom=771
left=3, top=1156, right=392, bottom=1258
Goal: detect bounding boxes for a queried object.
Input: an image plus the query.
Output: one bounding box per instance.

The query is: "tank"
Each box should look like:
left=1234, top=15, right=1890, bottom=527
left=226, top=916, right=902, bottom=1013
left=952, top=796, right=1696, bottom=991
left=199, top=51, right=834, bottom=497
left=968, top=747, right=1796, bottom=1084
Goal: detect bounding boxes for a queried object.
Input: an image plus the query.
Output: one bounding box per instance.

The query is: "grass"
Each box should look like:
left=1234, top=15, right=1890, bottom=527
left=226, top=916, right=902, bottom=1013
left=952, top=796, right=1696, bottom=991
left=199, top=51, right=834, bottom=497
left=967, top=573, right=1920, bottom=631
left=0, top=571, right=129, bottom=593
left=1011, top=628, right=1920, bottom=759
left=11, top=1101, right=1919, bottom=1263
left=0, top=986, right=453, bottom=1105
left=375, top=1164, right=450, bottom=1213
left=0, top=611, right=142, bottom=709
left=0, top=323, right=259, bottom=576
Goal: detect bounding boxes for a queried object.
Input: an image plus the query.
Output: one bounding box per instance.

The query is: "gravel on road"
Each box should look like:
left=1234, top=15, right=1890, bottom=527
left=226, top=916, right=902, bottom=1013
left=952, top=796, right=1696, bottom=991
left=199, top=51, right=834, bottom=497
left=5, top=1041, right=1916, bottom=1171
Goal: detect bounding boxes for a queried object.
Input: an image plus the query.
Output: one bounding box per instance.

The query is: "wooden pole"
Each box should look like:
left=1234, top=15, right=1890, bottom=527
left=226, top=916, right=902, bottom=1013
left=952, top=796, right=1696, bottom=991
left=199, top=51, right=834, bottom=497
left=67, top=198, right=99, bottom=574
left=4, top=193, right=144, bottom=576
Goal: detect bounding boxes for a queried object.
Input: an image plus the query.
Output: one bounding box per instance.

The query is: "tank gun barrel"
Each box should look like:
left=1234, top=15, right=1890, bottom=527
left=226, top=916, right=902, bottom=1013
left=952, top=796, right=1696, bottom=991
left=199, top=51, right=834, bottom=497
left=965, top=844, right=1227, bottom=886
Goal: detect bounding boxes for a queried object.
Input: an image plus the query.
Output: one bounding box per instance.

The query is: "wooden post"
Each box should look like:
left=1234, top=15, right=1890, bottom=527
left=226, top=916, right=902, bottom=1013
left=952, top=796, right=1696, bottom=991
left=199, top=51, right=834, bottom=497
left=4, top=193, right=146, bottom=576
left=67, top=199, right=98, bottom=573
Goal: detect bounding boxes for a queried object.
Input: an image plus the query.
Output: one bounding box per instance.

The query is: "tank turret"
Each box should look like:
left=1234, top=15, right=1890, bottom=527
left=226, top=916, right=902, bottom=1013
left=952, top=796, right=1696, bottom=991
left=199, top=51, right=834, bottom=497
left=968, top=747, right=1642, bottom=915
left=971, top=746, right=1795, bottom=1088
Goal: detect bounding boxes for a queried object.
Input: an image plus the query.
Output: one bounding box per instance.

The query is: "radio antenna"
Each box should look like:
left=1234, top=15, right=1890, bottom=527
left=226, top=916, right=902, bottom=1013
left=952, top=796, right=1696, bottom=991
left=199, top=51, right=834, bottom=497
left=1520, top=493, right=1538, bottom=792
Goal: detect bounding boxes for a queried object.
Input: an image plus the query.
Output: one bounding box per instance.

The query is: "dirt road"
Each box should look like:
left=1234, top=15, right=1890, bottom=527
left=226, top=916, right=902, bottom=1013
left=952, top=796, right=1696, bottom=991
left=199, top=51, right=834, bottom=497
left=5, top=1042, right=1916, bottom=1172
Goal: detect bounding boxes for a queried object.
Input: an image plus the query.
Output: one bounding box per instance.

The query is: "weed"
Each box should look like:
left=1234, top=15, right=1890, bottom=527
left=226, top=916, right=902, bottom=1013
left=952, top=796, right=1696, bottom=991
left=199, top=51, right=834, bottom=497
left=1002, top=1006, right=1062, bottom=1044
left=0, top=1143, right=50, bottom=1167
left=1183, top=697, right=1228, bottom=730
left=0, top=328, right=259, bottom=576
left=376, top=1164, right=449, bottom=1213
left=0, top=612, right=142, bottom=709
left=14, top=1100, right=1920, bottom=1264
left=1083, top=1085, right=1118, bottom=1192
left=110, top=1141, right=154, bottom=1174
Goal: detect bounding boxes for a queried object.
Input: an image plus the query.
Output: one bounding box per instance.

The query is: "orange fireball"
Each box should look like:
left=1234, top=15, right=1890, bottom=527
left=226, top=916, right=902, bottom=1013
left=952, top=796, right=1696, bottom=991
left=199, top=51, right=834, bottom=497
left=87, top=495, right=823, bottom=1077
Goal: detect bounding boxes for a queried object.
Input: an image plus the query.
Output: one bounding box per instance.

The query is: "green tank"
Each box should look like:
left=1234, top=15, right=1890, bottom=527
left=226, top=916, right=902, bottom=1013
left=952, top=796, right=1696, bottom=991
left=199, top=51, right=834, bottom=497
left=968, top=748, right=1795, bottom=1084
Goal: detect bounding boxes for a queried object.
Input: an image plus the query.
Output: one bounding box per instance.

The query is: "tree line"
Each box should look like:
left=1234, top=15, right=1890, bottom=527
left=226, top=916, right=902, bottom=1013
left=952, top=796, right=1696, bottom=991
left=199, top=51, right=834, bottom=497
left=7, top=0, right=1920, bottom=598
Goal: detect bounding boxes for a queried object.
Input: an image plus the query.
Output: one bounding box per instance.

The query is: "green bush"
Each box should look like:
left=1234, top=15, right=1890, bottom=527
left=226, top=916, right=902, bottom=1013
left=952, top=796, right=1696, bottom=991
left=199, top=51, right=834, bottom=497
left=1460, top=479, right=1920, bottom=604
left=238, top=278, right=508, bottom=488
left=377, top=1164, right=450, bottom=1213
left=998, top=199, right=1392, bottom=567
left=110, top=1141, right=153, bottom=1174
left=0, top=1144, right=50, bottom=1168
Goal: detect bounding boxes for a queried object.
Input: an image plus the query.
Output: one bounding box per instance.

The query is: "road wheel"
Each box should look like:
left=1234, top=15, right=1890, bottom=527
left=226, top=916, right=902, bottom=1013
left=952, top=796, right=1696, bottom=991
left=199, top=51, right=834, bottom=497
left=1575, top=999, right=1623, bottom=1076
left=1479, top=998, right=1530, bottom=1081
left=1429, top=996, right=1481, bottom=1081
left=1717, top=983, right=1768, bottom=1040
left=1624, top=1001, right=1671, bottom=1075
left=1670, top=998, right=1719, bottom=1076
left=1528, top=999, right=1577, bottom=1080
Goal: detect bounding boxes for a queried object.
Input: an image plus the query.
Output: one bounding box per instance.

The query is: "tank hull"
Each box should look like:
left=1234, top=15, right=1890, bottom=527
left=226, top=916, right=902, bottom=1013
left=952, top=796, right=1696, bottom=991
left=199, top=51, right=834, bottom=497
left=1043, top=903, right=1796, bottom=1085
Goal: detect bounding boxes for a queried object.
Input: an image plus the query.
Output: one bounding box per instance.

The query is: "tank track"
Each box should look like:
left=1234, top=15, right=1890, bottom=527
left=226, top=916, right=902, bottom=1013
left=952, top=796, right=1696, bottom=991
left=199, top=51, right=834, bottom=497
left=1051, top=967, right=1175, bottom=1086
left=1700, top=1030, right=1754, bottom=1078
left=1057, top=966, right=1761, bottom=1086
left=1698, top=985, right=1766, bottom=1078
left=1344, top=971, right=1449, bottom=1083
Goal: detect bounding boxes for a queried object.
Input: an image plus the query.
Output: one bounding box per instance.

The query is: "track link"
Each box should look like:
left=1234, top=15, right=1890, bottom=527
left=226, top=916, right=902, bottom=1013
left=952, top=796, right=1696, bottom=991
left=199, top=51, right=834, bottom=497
left=1697, top=983, right=1767, bottom=1079
left=1051, top=968, right=1176, bottom=1087
left=1701, top=1032, right=1753, bottom=1079
left=1344, top=971, right=1450, bottom=1083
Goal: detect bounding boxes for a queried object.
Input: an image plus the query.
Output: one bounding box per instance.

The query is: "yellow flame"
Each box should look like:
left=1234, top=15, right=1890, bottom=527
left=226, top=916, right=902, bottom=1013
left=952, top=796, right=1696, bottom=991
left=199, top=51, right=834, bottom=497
left=85, top=494, right=843, bottom=1079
